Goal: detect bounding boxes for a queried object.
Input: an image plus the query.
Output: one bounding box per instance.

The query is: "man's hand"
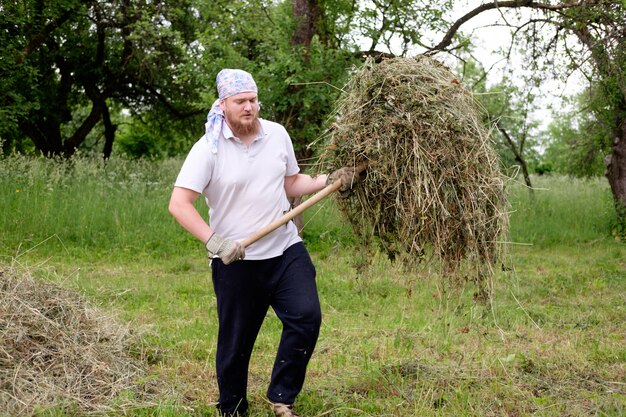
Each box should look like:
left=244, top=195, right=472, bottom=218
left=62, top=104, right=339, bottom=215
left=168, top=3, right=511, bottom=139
left=205, top=233, right=245, bottom=265
left=327, top=166, right=360, bottom=194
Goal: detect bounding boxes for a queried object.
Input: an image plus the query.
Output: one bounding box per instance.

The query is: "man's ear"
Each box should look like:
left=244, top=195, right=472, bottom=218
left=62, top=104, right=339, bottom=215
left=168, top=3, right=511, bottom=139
left=219, top=99, right=226, bottom=112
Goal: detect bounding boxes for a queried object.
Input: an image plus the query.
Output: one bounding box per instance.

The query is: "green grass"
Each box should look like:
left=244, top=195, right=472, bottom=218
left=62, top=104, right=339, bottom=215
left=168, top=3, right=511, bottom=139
left=0, top=154, right=196, bottom=259
left=507, top=175, right=620, bottom=245
left=1, top=155, right=624, bottom=416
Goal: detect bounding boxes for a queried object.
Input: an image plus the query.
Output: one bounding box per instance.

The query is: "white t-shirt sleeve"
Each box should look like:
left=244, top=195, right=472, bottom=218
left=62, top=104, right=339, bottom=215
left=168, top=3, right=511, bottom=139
left=284, top=128, right=300, bottom=177
left=174, top=138, right=214, bottom=194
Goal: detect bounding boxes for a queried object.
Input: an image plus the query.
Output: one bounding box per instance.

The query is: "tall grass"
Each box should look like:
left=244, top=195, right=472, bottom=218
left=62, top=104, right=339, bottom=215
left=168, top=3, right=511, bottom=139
left=0, top=154, right=200, bottom=260
left=1, top=155, right=620, bottom=258
left=506, top=175, right=619, bottom=245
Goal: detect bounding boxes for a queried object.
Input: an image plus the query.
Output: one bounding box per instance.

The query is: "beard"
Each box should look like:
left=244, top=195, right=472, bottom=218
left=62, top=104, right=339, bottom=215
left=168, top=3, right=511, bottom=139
left=224, top=108, right=260, bottom=137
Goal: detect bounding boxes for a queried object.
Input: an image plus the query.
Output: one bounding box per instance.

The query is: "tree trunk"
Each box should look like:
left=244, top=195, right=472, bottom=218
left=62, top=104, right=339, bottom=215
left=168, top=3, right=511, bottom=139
left=291, top=0, right=319, bottom=51
left=284, top=0, right=320, bottom=152
left=101, top=102, right=117, bottom=160
left=19, top=119, right=63, bottom=156
left=63, top=99, right=104, bottom=157
left=605, top=112, right=626, bottom=229
left=288, top=0, right=322, bottom=232
left=289, top=196, right=305, bottom=236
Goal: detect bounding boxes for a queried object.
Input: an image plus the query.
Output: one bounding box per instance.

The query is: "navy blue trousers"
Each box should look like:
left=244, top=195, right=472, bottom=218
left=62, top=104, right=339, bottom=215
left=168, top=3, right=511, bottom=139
left=211, top=242, right=322, bottom=415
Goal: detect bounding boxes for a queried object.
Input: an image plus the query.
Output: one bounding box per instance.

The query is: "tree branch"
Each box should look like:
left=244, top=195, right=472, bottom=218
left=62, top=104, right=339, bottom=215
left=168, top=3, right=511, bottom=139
left=18, top=9, right=74, bottom=64
left=428, top=0, right=592, bottom=53
left=65, top=99, right=104, bottom=153
left=496, top=120, right=533, bottom=189
left=139, top=83, right=204, bottom=118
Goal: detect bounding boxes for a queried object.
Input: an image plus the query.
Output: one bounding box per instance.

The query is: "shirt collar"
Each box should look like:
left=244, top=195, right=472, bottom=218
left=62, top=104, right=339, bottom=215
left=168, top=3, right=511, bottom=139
left=222, top=119, right=266, bottom=142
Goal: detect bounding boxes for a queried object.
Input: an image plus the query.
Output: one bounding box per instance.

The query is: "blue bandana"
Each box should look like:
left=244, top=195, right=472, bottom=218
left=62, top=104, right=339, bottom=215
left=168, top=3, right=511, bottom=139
left=205, top=69, right=258, bottom=154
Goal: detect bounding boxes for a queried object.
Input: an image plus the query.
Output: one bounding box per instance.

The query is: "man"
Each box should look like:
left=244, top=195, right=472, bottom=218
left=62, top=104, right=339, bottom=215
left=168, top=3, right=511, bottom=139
left=168, top=69, right=358, bottom=417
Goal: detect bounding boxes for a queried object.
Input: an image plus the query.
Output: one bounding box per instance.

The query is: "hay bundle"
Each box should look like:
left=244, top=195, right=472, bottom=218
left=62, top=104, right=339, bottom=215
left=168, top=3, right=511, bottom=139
left=0, top=266, right=148, bottom=414
left=320, top=56, right=508, bottom=296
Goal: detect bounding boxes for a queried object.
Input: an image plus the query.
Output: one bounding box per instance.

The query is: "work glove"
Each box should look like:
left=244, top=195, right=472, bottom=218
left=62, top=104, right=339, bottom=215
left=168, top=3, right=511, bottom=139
left=205, top=233, right=245, bottom=265
left=327, top=166, right=360, bottom=195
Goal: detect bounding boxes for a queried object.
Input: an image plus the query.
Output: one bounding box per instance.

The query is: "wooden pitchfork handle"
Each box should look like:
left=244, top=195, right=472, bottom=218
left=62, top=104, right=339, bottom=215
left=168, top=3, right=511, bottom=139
left=242, top=162, right=368, bottom=248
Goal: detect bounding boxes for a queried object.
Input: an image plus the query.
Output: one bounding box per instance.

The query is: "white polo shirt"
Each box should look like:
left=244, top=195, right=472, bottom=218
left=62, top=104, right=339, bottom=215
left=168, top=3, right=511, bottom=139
left=175, top=118, right=302, bottom=259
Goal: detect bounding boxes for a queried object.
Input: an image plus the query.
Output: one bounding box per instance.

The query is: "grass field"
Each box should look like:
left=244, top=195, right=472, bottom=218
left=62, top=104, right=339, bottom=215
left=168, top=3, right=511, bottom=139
left=1, top=155, right=624, bottom=416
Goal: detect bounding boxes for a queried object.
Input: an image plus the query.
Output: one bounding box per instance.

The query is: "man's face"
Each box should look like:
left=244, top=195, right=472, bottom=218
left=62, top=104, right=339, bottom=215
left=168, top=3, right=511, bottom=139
left=220, top=92, right=259, bottom=136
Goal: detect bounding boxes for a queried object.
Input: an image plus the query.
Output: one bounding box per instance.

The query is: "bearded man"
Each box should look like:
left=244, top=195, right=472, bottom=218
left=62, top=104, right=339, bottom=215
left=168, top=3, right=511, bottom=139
left=168, top=69, right=358, bottom=417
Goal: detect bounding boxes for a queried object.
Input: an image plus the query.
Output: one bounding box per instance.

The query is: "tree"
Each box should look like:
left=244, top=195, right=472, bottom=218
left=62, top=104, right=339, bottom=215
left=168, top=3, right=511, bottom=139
left=191, top=0, right=358, bottom=161
left=0, top=0, right=460, bottom=160
left=543, top=91, right=609, bottom=177
left=429, top=0, right=626, bottom=221
left=460, top=60, right=541, bottom=189
left=484, top=79, right=542, bottom=190
left=0, top=0, right=202, bottom=158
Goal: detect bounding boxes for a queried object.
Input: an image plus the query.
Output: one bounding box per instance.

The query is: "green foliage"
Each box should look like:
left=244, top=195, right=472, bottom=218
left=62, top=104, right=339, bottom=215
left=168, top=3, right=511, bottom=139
left=460, top=60, right=542, bottom=176
left=2, top=0, right=623, bottom=192
left=543, top=89, right=613, bottom=177
left=256, top=38, right=356, bottom=160
left=353, top=0, right=454, bottom=55
left=497, top=0, right=626, bottom=207
left=191, top=1, right=358, bottom=161
left=251, top=0, right=457, bottom=159
left=448, top=1, right=626, bottom=215
left=0, top=0, right=202, bottom=157
left=114, top=109, right=204, bottom=159
left=115, top=123, right=164, bottom=159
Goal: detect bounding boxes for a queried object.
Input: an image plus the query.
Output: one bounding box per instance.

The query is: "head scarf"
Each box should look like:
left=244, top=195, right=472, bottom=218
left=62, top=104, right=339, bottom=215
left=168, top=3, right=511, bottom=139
left=205, top=69, right=258, bottom=154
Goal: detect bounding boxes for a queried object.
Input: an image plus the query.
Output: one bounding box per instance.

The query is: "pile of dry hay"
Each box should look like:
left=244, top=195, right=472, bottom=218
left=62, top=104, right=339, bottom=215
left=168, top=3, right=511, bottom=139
left=319, top=55, right=508, bottom=298
left=0, top=265, right=152, bottom=414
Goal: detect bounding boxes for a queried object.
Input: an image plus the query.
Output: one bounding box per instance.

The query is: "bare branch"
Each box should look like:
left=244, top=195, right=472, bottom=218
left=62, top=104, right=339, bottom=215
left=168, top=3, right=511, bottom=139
left=428, top=0, right=593, bottom=53
left=496, top=121, right=533, bottom=189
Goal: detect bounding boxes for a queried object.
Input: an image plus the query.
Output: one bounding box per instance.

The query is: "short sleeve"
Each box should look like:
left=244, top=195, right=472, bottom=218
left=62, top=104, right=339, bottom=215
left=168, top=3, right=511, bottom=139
left=283, top=129, right=300, bottom=177
left=174, top=138, right=215, bottom=193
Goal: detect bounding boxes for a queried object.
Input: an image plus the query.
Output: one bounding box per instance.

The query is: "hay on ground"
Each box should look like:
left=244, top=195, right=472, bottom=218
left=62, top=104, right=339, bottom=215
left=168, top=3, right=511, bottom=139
left=0, top=265, right=150, bottom=415
left=318, top=55, right=508, bottom=298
